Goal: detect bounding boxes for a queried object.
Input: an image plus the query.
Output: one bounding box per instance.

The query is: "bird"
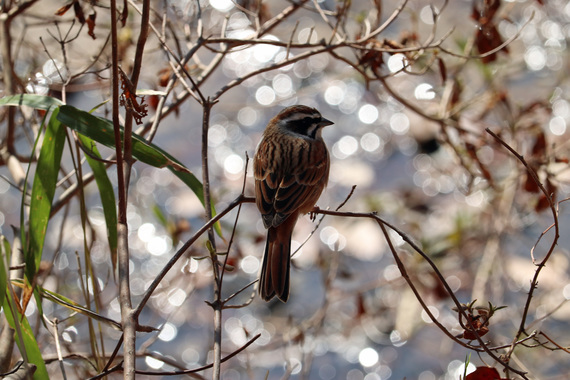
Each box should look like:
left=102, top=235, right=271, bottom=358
left=254, top=105, right=333, bottom=302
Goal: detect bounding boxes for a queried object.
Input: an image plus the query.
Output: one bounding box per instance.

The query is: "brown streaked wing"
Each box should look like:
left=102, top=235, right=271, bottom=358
left=255, top=135, right=329, bottom=229
left=272, top=143, right=329, bottom=222
left=254, top=139, right=284, bottom=227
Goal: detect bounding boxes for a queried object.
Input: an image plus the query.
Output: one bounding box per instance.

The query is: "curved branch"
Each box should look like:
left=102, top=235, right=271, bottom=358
left=313, top=208, right=530, bottom=378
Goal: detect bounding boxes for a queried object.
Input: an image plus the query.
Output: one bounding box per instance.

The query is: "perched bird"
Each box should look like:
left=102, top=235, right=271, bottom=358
left=254, top=105, right=333, bottom=302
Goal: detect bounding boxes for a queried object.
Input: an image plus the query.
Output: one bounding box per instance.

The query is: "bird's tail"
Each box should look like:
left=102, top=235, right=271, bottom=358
left=259, top=227, right=291, bottom=302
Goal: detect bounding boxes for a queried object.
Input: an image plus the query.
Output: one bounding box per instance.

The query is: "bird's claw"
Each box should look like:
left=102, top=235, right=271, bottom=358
left=310, top=206, right=321, bottom=221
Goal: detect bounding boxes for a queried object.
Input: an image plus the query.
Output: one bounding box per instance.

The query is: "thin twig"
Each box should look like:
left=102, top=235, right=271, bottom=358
left=486, top=128, right=560, bottom=369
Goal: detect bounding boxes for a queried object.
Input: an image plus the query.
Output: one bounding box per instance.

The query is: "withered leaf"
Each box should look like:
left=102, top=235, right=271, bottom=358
left=531, top=131, right=546, bottom=157
left=121, top=0, right=129, bottom=26
left=73, top=1, right=85, bottom=24
left=55, top=2, right=74, bottom=16
left=465, top=366, right=503, bottom=380
left=87, top=12, right=97, bottom=39
left=437, top=57, right=447, bottom=84
left=119, top=68, right=148, bottom=125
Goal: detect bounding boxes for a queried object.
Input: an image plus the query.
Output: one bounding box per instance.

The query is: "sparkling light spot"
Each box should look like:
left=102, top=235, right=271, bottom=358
left=320, top=226, right=339, bottom=245
left=148, top=236, right=169, bottom=256
left=228, top=326, right=247, bottom=346
left=415, top=83, right=435, bottom=100
left=26, top=72, right=49, bottom=95
left=209, top=0, right=234, bottom=12
left=319, top=363, right=336, bottom=380
left=525, top=46, right=546, bottom=71
left=384, top=264, right=401, bottom=281
left=446, top=275, right=462, bottom=292
left=138, top=223, right=155, bottom=242
left=238, top=107, right=258, bottom=126
left=290, top=358, right=302, bottom=375
left=224, top=154, right=244, bottom=175
left=298, top=27, right=318, bottom=44
left=253, top=35, right=280, bottom=62
left=324, top=81, right=346, bottom=105
left=308, top=54, right=329, bottom=72
left=447, top=360, right=476, bottom=378
left=360, top=132, right=382, bottom=152
left=418, top=371, right=436, bottom=380
left=208, top=124, right=227, bottom=146
left=168, top=288, right=186, bottom=307
left=390, top=113, right=410, bottom=134
left=240, top=255, right=260, bottom=274
left=358, top=347, right=379, bottom=367
left=563, top=284, right=570, bottom=300
left=390, top=330, right=407, bottom=346
left=421, top=305, right=440, bottom=323
left=549, top=116, right=566, bottom=136
left=43, top=58, right=67, bottom=81
left=337, top=135, right=358, bottom=156
left=358, top=104, right=379, bottom=124
left=145, top=355, right=164, bottom=370
left=466, top=190, right=485, bottom=207
left=420, top=5, right=439, bottom=25
left=272, top=74, right=293, bottom=97
left=552, top=99, right=569, bottom=118
left=228, top=11, right=250, bottom=30
left=347, top=369, right=364, bottom=380
left=387, top=53, right=407, bottom=73
left=186, top=258, right=199, bottom=273
left=158, top=322, right=178, bottom=342
left=182, top=348, right=200, bottom=365
left=62, top=326, right=78, bottom=342
left=255, top=86, right=275, bottom=105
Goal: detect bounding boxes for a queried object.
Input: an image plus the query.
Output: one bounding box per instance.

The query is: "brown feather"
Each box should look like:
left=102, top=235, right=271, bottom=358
left=254, top=105, right=332, bottom=302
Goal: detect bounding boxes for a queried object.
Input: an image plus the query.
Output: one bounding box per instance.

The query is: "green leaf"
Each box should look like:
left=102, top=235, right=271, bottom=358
left=0, top=236, right=9, bottom=308
left=27, top=108, right=66, bottom=282
left=57, top=105, right=221, bottom=234
left=77, top=134, right=118, bottom=270
left=41, top=287, right=123, bottom=330
left=0, top=94, right=64, bottom=110
left=12, top=279, right=123, bottom=331
left=152, top=204, right=169, bottom=227
left=58, top=105, right=182, bottom=169
left=3, top=292, right=49, bottom=379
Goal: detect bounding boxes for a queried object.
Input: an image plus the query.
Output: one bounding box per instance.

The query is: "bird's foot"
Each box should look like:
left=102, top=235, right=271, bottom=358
left=309, top=206, right=321, bottom=221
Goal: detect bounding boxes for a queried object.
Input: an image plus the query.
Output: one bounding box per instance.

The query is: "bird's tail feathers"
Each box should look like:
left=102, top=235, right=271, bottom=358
left=259, top=227, right=291, bottom=302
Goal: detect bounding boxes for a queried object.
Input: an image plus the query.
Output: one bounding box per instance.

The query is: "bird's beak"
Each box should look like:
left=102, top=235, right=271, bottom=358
left=319, top=117, right=334, bottom=127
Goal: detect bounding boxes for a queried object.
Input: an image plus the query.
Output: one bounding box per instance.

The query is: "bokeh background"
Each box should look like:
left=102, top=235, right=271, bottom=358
left=2, top=0, right=570, bottom=379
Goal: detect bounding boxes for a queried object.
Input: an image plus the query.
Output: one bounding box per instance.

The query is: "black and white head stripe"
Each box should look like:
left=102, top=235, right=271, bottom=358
left=276, top=106, right=333, bottom=138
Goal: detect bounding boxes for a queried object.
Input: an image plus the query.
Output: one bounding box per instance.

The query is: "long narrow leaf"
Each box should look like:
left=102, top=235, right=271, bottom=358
left=57, top=105, right=220, bottom=233
left=2, top=293, right=49, bottom=379
left=11, top=279, right=123, bottom=331
left=77, top=134, right=118, bottom=270
left=0, top=236, right=9, bottom=308
left=58, top=105, right=187, bottom=170
left=0, top=94, right=64, bottom=110
left=27, top=108, right=66, bottom=282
